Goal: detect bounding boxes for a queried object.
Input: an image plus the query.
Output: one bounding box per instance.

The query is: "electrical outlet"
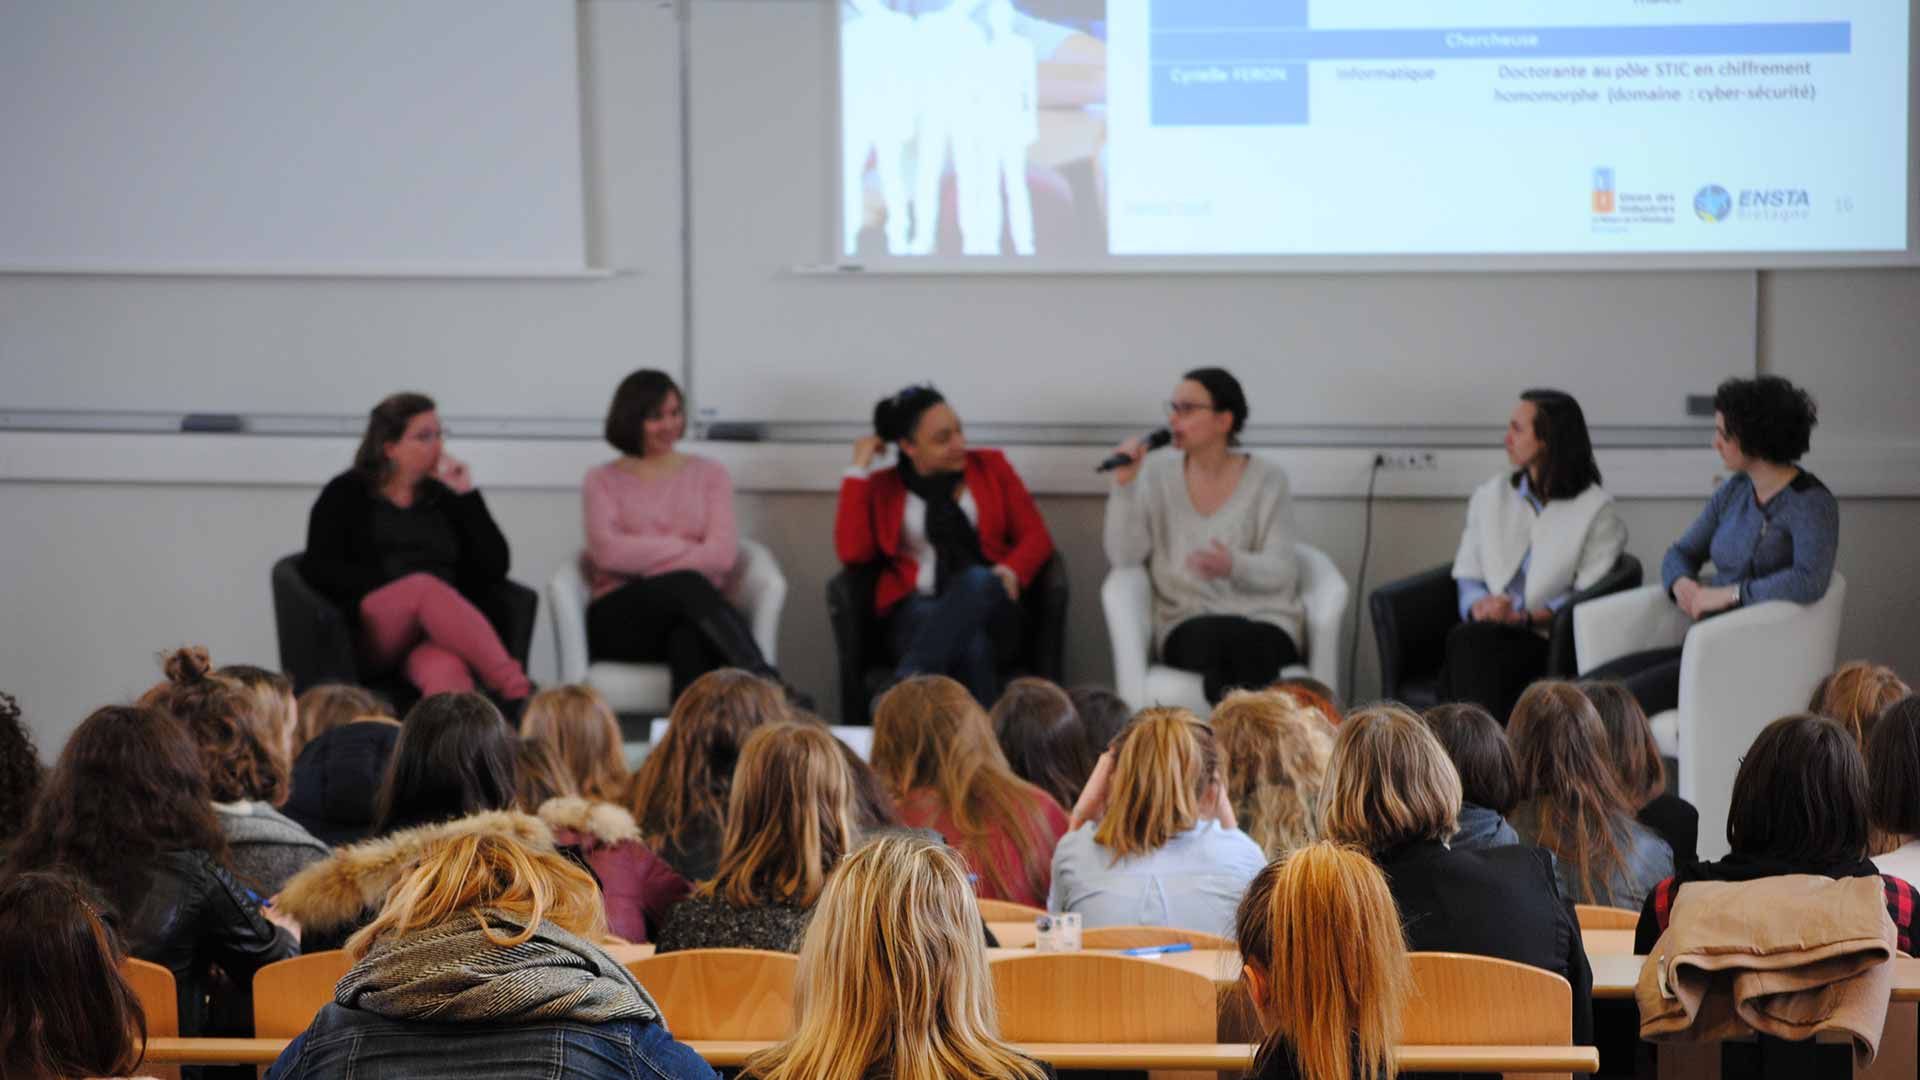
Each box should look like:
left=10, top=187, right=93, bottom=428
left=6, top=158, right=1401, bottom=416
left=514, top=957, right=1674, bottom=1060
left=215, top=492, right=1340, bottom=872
left=1374, top=451, right=1436, bottom=471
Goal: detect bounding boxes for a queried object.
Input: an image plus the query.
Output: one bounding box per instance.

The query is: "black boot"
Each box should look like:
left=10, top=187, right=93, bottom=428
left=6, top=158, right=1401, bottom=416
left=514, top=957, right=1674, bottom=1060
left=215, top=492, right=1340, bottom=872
left=693, top=611, right=816, bottom=713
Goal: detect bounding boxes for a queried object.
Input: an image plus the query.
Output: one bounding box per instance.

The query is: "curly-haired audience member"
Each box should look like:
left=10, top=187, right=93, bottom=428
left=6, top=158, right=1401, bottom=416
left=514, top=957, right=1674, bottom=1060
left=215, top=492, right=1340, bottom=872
left=0, top=692, right=41, bottom=860
left=1811, top=660, right=1911, bottom=752
left=1214, top=689, right=1332, bottom=858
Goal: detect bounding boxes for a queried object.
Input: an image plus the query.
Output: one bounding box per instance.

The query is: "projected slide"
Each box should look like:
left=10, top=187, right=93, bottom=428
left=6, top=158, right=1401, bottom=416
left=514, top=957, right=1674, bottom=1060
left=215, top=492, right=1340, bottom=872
left=838, top=1, right=1910, bottom=259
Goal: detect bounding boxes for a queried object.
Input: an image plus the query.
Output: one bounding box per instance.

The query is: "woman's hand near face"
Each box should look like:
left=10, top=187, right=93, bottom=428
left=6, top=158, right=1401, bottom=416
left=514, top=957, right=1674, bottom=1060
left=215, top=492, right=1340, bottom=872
left=435, top=453, right=473, bottom=494
left=1108, top=436, right=1146, bottom=487
left=1069, top=749, right=1115, bottom=831
left=852, top=435, right=886, bottom=470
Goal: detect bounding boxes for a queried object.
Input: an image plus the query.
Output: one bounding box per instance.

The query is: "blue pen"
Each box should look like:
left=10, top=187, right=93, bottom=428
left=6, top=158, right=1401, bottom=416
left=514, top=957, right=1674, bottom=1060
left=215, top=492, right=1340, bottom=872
left=1120, top=942, right=1193, bottom=957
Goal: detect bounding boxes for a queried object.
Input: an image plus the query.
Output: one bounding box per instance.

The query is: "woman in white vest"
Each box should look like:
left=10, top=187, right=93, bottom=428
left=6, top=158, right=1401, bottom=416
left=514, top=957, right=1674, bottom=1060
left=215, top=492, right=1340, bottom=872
left=1446, top=390, right=1626, bottom=722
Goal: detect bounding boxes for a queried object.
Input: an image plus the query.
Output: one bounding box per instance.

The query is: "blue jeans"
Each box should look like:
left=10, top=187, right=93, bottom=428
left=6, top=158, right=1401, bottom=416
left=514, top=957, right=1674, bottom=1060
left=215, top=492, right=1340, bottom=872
left=887, top=565, right=1023, bottom=706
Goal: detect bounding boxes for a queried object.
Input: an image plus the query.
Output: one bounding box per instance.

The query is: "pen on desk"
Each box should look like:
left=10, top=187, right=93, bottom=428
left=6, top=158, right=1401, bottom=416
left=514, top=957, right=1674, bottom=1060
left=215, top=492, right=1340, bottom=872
left=1120, top=942, right=1193, bottom=957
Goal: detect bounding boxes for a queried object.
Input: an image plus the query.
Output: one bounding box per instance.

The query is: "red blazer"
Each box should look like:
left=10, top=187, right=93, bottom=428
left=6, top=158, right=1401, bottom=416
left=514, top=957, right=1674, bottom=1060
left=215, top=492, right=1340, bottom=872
left=835, top=448, right=1054, bottom=617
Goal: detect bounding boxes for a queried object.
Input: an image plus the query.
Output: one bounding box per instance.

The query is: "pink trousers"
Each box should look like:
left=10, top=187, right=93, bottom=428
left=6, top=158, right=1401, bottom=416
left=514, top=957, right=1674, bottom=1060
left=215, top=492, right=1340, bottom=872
left=358, top=573, right=531, bottom=700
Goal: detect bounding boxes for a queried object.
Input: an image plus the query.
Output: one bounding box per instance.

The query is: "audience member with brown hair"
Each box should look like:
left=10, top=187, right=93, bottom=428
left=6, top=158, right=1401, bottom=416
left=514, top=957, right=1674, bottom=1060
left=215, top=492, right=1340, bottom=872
left=1636, top=713, right=1917, bottom=957
left=625, top=668, right=788, bottom=880
left=267, top=831, right=712, bottom=1080
left=1581, top=679, right=1699, bottom=867
left=146, top=646, right=329, bottom=893
left=219, top=663, right=297, bottom=758
left=285, top=683, right=400, bottom=846
left=1421, top=702, right=1520, bottom=850
left=1270, top=676, right=1343, bottom=728
left=872, top=675, right=1069, bottom=907
left=1235, top=844, right=1411, bottom=1080
left=1508, top=682, right=1672, bottom=908
left=1321, top=704, right=1592, bottom=1043
left=373, top=692, right=518, bottom=837
left=515, top=736, right=580, bottom=810
left=0, top=872, right=149, bottom=1080
left=1214, top=689, right=1332, bottom=858
left=3, top=705, right=295, bottom=1039
left=656, top=722, right=856, bottom=953
left=1868, top=697, right=1920, bottom=882
left=740, top=833, right=1048, bottom=1080
left=992, top=676, right=1097, bottom=810
left=1067, top=685, right=1131, bottom=749
left=520, top=683, right=631, bottom=802
left=0, top=692, right=41, bottom=861
left=1811, top=660, right=1912, bottom=751
left=1054, top=707, right=1264, bottom=933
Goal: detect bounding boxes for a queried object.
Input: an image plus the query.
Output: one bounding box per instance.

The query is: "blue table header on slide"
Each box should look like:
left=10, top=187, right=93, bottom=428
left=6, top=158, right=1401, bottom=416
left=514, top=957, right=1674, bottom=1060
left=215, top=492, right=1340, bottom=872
left=1150, top=23, right=1852, bottom=64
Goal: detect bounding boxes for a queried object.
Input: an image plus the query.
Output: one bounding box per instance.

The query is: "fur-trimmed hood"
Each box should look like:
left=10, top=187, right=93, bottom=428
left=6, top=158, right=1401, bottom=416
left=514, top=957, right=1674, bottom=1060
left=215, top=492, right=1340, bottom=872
left=275, top=810, right=556, bottom=931
left=535, top=796, right=643, bottom=849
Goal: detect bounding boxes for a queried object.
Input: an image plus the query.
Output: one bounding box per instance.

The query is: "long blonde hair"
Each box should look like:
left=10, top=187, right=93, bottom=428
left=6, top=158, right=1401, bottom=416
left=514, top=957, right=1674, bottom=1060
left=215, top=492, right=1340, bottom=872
left=702, top=723, right=854, bottom=909
left=346, top=831, right=611, bottom=957
left=870, top=676, right=1060, bottom=900
left=745, top=834, right=1047, bottom=1080
left=1095, top=707, right=1222, bottom=859
left=521, top=684, right=629, bottom=802
left=625, top=669, right=787, bottom=850
left=1235, top=843, right=1409, bottom=1080
left=1215, top=690, right=1333, bottom=858
left=1319, top=705, right=1461, bottom=853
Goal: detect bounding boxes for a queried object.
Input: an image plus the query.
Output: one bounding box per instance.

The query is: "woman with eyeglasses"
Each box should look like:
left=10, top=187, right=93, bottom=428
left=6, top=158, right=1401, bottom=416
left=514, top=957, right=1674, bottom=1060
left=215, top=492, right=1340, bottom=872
left=1104, top=367, right=1303, bottom=704
left=302, top=392, right=533, bottom=707
left=835, top=384, right=1054, bottom=706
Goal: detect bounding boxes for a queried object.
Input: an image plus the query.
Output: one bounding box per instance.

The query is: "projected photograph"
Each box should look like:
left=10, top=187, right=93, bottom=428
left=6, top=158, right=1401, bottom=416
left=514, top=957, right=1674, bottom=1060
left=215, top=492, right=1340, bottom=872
left=841, top=0, right=1108, bottom=259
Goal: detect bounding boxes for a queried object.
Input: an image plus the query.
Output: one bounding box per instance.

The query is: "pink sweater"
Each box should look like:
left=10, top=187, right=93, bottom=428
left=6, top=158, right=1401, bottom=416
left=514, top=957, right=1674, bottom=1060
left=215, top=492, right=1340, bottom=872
left=582, top=457, right=739, bottom=599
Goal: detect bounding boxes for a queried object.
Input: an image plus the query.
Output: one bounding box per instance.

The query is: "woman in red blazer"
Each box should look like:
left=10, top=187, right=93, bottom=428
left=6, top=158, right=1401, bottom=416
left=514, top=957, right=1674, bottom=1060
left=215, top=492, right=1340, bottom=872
left=835, top=385, right=1054, bottom=706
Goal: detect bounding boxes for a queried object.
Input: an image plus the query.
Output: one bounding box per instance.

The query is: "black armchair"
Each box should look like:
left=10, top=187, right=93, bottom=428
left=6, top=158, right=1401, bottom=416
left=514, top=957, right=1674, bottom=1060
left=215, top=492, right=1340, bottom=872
left=1368, top=553, right=1641, bottom=709
left=826, top=552, right=1070, bottom=725
left=271, top=552, right=539, bottom=711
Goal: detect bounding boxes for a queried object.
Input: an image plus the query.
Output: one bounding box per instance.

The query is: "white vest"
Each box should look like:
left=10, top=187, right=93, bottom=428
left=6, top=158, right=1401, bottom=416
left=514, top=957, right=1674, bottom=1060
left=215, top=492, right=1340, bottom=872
left=1452, top=473, right=1627, bottom=611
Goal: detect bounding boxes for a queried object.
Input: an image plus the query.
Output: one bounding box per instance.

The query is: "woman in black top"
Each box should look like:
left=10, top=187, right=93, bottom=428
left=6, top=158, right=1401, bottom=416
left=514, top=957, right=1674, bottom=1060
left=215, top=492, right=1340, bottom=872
left=302, top=392, right=531, bottom=705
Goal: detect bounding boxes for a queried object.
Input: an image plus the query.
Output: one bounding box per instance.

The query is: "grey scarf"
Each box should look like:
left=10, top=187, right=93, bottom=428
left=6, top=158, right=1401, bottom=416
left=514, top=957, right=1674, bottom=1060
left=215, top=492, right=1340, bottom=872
left=336, top=910, right=661, bottom=1025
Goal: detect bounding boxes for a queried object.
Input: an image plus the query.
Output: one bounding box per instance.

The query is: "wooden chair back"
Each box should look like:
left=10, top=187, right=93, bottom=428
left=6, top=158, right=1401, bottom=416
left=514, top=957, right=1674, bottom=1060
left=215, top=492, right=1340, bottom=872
left=1405, top=952, right=1572, bottom=1080
left=1575, top=904, right=1640, bottom=931
left=991, top=952, right=1222, bottom=1080
left=123, top=958, right=180, bottom=1080
left=253, top=950, right=355, bottom=1038
left=977, top=898, right=1047, bottom=922
left=1080, top=925, right=1233, bottom=950
left=626, top=948, right=798, bottom=1040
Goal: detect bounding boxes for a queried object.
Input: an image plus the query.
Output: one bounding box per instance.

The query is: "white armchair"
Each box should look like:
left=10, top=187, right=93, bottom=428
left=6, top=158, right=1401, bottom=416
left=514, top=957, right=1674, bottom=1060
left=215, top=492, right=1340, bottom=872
left=1102, top=542, right=1350, bottom=717
left=550, top=539, right=788, bottom=717
left=1575, top=573, right=1847, bottom=861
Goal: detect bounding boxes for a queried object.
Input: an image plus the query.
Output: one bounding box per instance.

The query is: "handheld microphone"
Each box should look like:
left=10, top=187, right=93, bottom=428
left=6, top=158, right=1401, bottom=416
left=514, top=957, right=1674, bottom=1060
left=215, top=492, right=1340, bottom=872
left=1095, top=428, right=1171, bottom=473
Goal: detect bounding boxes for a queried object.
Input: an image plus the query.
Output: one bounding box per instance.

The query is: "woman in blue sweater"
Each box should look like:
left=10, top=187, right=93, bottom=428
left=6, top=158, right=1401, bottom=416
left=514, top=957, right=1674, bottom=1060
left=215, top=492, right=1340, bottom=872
left=1589, top=375, right=1838, bottom=713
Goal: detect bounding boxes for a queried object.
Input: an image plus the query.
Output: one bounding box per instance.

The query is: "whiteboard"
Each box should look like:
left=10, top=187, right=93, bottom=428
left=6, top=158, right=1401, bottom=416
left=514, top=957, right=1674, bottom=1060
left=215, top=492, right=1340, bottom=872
left=686, top=0, right=1754, bottom=431
left=0, top=0, right=586, bottom=272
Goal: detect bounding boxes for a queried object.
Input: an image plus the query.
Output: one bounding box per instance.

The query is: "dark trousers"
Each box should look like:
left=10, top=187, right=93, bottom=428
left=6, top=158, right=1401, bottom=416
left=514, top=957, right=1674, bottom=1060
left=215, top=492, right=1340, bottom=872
left=1584, top=645, right=1684, bottom=715
left=587, top=570, right=770, bottom=698
left=1440, top=620, right=1553, bottom=724
left=887, top=565, right=1024, bottom=707
left=1162, top=615, right=1301, bottom=705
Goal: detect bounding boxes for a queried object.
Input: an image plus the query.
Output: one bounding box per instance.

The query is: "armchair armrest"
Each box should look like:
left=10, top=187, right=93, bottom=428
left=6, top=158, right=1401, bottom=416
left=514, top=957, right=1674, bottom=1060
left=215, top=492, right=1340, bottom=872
left=1367, top=563, right=1457, bottom=702
left=827, top=564, right=881, bottom=725
left=547, top=561, right=592, bottom=685
left=1294, top=543, right=1350, bottom=692
left=272, top=553, right=362, bottom=692
left=1101, top=567, right=1153, bottom=711
left=1546, top=554, right=1642, bottom=676
left=1573, top=583, right=1690, bottom=675
left=727, top=539, right=788, bottom=665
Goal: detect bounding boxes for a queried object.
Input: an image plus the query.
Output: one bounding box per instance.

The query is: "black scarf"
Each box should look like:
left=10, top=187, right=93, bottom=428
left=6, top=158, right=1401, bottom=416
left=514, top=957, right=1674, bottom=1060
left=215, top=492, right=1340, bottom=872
left=898, top=456, right=984, bottom=594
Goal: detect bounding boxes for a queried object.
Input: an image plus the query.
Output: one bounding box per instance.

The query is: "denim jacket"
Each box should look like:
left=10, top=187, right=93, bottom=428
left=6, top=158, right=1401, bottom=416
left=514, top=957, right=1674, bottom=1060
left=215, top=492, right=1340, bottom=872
left=266, top=1004, right=716, bottom=1080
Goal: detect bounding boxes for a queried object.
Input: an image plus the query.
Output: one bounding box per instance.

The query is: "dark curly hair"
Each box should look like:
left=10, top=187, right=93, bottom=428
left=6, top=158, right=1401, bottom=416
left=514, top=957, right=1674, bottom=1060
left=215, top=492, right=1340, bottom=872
left=142, top=646, right=291, bottom=806
left=1714, top=375, right=1818, bottom=465
left=873, top=384, right=947, bottom=444
left=3, top=705, right=230, bottom=921
left=0, top=692, right=41, bottom=838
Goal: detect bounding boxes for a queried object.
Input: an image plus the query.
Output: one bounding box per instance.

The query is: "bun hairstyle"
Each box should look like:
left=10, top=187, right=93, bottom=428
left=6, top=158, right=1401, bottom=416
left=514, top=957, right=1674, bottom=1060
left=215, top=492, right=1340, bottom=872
left=873, top=384, right=946, bottom=444
left=144, top=646, right=291, bottom=807
left=1182, top=367, right=1248, bottom=444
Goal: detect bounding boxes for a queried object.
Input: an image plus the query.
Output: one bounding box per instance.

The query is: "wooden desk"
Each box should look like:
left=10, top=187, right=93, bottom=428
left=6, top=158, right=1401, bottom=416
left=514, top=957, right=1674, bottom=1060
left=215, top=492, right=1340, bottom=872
left=985, top=925, right=1635, bottom=956
left=990, top=919, right=1039, bottom=948
left=607, top=942, right=657, bottom=963
left=987, top=947, right=1243, bottom=987
left=138, top=1037, right=1599, bottom=1073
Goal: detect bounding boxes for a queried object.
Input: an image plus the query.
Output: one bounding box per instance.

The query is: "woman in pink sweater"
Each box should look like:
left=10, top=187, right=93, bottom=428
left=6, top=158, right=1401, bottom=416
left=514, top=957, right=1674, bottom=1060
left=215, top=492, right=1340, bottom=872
left=583, top=370, right=787, bottom=699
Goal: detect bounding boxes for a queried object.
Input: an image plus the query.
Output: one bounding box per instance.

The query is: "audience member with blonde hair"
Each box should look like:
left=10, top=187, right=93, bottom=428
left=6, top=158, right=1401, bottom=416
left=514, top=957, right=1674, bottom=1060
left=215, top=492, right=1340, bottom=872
left=219, top=663, right=298, bottom=758
left=266, top=830, right=712, bottom=1080
left=1508, top=682, right=1672, bottom=908
left=625, top=668, right=788, bottom=880
left=1322, top=704, right=1592, bottom=1043
left=521, top=684, right=631, bottom=802
left=1581, top=680, right=1698, bottom=866
left=515, top=736, right=581, bottom=811
left=1420, top=703, right=1519, bottom=850
left=1234, top=844, right=1411, bottom=1080
left=1812, top=660, right=1912, bottom=751
left=0, top=872, right=150, bottom=1080
left=871, top=675, right=1069, bottom=907
left=145, top=646, right=329, bottom=894
left=1053, top=707, right=1264, bottom=933
left=740, top=833, right=1048, bottom=1080
left=1865, top=698, right=1920, bottom=882
left=992, top=676, right=1097, bottom=810
left=655, top=722, right=855, bottom=952
left=285, top=683, right=400, bottom=845
left=1215, top=689, right=1333, bottom=859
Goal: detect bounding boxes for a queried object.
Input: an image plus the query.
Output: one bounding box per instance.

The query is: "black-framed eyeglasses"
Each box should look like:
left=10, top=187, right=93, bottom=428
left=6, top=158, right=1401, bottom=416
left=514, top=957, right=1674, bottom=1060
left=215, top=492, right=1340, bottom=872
left=1166, top=400, right=1220, bottom=417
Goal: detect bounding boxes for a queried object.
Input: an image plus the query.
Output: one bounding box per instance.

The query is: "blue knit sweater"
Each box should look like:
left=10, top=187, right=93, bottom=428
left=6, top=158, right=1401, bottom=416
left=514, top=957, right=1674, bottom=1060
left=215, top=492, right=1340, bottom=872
left=1660, top=471, right=1838, bottom=606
